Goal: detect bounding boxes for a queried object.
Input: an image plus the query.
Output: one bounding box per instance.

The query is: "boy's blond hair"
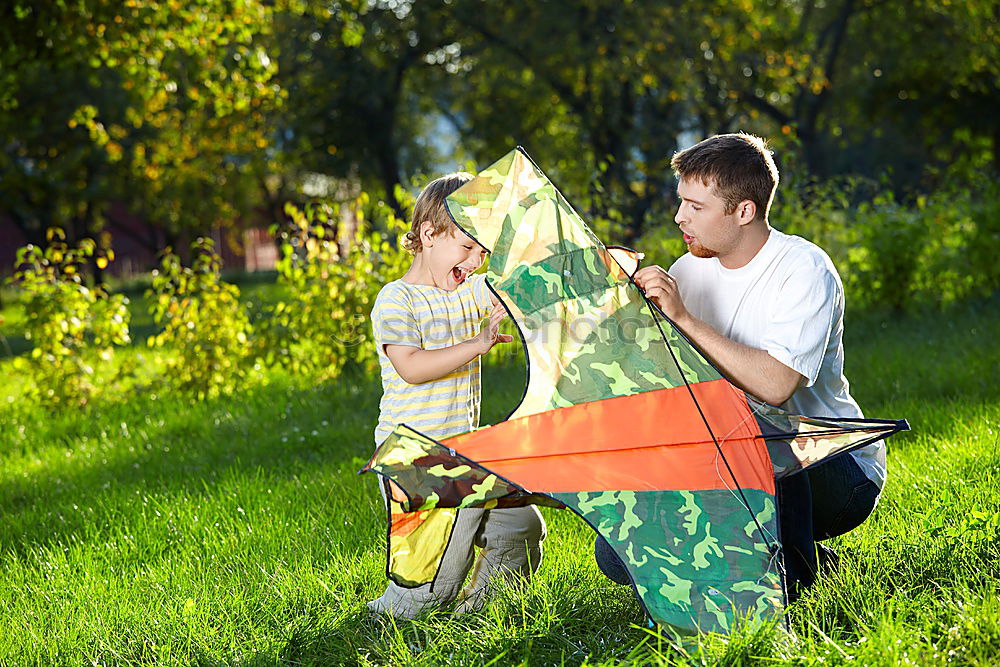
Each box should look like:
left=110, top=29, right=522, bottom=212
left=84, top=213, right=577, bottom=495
left=402, top=172, right=474, bottom=253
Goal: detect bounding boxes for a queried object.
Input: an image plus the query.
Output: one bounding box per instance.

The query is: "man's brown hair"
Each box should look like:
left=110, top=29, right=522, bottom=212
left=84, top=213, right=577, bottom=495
left=670, top=133, right=779, bottom=223
left=402, top=172, right=474, bottom=253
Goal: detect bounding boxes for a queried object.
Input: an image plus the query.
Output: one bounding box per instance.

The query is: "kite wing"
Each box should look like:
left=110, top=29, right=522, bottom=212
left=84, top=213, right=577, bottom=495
left=363, top=147, right=908, bottom=635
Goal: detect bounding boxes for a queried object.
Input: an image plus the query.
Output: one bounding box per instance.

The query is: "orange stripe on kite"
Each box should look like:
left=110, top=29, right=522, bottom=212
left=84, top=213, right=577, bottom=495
left=444, top=379, right=774, bottom=495
left=389, top=511, right=427, bottom=538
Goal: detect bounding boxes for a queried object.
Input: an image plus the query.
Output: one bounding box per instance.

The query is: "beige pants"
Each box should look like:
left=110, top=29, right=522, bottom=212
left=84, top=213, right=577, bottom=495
left=367, top=500, right=546, bottom=619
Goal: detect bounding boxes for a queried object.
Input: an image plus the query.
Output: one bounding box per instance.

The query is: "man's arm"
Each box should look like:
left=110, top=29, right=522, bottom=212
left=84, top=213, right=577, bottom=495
left=663, top=311, right=804, bottom=405
left=634, top=266, right=804, bottom=405
left=385, top=304, right=512, bottom=384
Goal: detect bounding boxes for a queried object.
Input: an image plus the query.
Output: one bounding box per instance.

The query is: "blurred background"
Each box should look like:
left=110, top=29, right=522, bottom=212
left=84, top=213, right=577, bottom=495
left=1, top=8, right=998, bottom=661
left=1, top=0, right=997, bottom=305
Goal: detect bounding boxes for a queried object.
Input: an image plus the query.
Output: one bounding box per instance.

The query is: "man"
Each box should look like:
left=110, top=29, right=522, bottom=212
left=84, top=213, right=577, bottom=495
left=595, top=133, right=884, bottom=600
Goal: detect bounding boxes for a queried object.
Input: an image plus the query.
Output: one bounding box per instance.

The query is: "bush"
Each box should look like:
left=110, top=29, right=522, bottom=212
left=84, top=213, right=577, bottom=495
left=146, top=238, right=254, bottom=399
left=844, top=191, right=929, bottom=312
left=828, top=178, right=1000, bottom=311
left=7, top=228, right=131, bottom=406
left=258, top=191, right=411, bottom=379
left=640, top=175, right=1000, bottom=313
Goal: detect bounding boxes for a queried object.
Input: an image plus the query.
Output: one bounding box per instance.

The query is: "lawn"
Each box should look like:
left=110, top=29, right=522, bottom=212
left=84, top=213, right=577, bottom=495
left=1, top=287, right=998, bottom=665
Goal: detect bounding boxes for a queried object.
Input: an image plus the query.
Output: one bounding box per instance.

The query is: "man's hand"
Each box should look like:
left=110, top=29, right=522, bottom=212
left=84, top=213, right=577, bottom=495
left=632, top=265, right=803, bottom=405
left=634, top=266, right=689, bottom=324
left=473, top=303, right=514, bottom=354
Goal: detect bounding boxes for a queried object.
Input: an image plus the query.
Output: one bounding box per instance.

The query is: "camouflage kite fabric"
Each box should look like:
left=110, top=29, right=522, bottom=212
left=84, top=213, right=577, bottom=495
left=363, top=147, right=907, bottom=635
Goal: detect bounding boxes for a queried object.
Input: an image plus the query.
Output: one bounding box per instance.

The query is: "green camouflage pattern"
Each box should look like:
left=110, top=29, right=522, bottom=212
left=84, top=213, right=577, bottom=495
left=366, top=426, right=562, bottom=512
left=748, top=396, right=907, bottom=478
left=551, top=489, right=783, bottom=635
left=363, top=147, right=908, bottom=634
left=366, top=426, right=562, bottom=588
left=446, top=149, right=720, bottom=418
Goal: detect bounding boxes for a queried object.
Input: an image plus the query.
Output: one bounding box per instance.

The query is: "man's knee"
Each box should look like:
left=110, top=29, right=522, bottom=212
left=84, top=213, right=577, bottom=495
left=594, top=534, right=631, bottom=585
left=483, top=506, right=546, bottom=547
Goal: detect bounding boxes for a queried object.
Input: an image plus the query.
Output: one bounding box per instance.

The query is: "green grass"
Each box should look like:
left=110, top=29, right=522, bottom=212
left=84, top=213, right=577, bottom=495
left=1, top=292, right=999, bottom=665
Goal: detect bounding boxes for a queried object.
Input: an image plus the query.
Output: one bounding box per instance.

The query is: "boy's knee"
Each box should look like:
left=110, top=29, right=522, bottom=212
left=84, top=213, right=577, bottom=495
left=428, top=578, right=465, bottom=606
left=517, top=506, right=546, bottom=543
left=527, top=507, right=547, bottom=544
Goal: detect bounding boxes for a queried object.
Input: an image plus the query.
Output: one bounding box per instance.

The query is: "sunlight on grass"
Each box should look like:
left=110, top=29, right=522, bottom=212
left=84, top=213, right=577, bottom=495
left=1, top=291, right=998, bottom=664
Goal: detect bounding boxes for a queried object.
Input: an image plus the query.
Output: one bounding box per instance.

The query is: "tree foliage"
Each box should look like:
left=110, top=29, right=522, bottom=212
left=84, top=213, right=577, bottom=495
left=1, top=0, right=996, bottom=257
left=405, top=0, right=999, bottom=239
left=0, top=0, right=282, bottom=250
left=257, top=192, right=412, bottom=378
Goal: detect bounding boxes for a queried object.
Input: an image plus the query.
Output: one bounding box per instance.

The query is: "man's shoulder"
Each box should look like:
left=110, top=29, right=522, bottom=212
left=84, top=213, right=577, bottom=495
left=770, top=229, right=837, bottom=274
left=765, top=231, right=844, bottom=303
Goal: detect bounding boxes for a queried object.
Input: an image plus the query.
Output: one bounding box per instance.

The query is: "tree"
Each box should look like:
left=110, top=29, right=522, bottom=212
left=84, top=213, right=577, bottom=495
left=695, top=0, right=1000, bottom=183
left=268, top=0, right=460, bottom=220
left=428, top=0, right=709, bottom=243
left=0, top=0, right=282, bottom=264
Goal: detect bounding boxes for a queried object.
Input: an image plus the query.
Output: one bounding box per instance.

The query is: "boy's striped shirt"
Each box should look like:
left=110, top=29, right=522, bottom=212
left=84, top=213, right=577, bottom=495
left=371, top=274, right=492, bottom=445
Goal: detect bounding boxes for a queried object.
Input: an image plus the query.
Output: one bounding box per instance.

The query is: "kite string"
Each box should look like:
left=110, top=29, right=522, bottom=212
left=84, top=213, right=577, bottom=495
left=712, top=397, right=780, bottom=544
left=713, top=449, right=780, bottom=546
left=707, top=393, right=780, bottom=544
left=639, top=293, right=774, bottom=549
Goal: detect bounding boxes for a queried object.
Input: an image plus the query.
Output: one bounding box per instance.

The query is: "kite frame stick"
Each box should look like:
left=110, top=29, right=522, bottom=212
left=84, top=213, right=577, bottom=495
left=442, top=146, right=784, bottom=628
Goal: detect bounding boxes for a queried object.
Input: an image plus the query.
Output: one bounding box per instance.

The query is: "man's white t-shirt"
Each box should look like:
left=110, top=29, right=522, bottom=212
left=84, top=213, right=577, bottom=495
left=668, top=227, right=886, bottom=488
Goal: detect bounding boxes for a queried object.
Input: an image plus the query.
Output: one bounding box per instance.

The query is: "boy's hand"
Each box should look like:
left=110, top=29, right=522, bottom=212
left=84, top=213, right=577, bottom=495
left=474, top=303, right=514, bottom=354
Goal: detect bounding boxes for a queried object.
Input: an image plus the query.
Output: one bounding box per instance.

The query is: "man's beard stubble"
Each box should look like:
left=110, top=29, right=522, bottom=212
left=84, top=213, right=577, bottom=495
left=687, top=240, right=718, bottom=259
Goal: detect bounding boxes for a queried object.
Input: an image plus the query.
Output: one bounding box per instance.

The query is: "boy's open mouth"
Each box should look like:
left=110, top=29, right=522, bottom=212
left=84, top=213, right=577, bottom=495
left=452, top=266, right=470, bottom=284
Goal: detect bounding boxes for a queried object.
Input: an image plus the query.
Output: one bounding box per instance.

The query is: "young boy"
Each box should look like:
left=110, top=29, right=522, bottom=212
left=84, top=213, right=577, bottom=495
left=367, top=172, right=546, bottom=618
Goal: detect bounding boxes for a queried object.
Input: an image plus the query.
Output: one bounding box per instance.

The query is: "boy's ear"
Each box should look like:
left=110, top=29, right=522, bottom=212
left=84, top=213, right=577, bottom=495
left=418, top=220, right=436, bottom=247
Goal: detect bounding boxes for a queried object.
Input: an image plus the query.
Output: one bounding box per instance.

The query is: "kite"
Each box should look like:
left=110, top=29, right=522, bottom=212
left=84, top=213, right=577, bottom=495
left=361, top=147, right=908, bottom=635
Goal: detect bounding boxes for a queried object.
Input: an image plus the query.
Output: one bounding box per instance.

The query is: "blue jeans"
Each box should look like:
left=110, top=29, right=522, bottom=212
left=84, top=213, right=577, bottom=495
left=779, top=453, right=880, bottom=600
left=593, top=454, right=881, bottom=593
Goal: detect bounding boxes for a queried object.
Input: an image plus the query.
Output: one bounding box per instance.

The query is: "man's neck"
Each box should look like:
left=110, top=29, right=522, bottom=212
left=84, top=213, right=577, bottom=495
left=719, top=223, right=771, bottom=270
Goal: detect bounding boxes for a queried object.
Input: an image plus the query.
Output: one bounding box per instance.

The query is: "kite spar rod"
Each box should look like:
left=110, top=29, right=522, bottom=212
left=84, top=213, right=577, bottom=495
left=503, top=145, right=771, bottom=544
left=639, top=293, right=774, bottom=548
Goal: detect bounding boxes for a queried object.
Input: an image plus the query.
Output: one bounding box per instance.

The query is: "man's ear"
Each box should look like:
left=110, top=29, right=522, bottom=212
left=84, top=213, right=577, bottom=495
left=736, top=200, right=757, bottom=225
left=418, top=220, right=436, bottom=247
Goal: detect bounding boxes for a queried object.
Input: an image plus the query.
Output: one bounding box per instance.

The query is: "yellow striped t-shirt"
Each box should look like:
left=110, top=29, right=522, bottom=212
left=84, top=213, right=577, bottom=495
left=371, top=274, right=492, bottom=445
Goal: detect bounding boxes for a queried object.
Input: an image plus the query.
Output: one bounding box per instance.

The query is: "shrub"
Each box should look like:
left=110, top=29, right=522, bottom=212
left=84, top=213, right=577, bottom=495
left=146, top=238, right=254, bottom=399
left=7, top=228, right=131, bottom=407
left=932, top=178, right=1000, bottom=304
left=851, top=192, right=933, bottom=311
left=258, top=191, right=412, bottom=379
left=642, top=175, right=1000, bottom=313
left=837, top=178, right=1000, bottom=310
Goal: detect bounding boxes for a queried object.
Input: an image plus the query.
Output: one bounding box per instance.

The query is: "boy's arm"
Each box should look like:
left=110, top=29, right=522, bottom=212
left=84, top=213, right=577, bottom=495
left=385, top=304, right=512, bottom=384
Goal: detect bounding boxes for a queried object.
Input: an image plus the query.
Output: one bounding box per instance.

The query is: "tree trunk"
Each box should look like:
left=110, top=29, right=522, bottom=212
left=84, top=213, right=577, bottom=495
left=798, top=126, right=827, bottom=179
left=993, top=122, right=1000, bottom=174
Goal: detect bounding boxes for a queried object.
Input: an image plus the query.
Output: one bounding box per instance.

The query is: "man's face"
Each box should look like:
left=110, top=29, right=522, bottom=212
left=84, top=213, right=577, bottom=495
left=424, top=226, right=488, bottom=291
left=674, top=177, right=741, bottom=259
